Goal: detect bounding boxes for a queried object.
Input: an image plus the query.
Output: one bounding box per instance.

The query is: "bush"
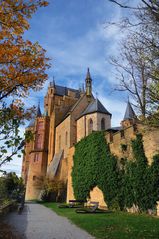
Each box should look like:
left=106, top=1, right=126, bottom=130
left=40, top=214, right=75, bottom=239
left=41, top=179, right=67, bottom=202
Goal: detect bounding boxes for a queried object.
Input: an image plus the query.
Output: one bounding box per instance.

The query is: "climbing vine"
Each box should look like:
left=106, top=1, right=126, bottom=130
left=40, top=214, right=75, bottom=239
left=72, top=131, right=119, bottom=208
left=72, top=132, right=159, bottom=212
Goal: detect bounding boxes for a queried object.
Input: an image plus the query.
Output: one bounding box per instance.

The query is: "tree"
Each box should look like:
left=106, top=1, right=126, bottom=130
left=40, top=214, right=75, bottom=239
left=108, top=0, right=159, bottom=122
left=0, top=172, right=25, bottom=203
left=111, top=34, right=152, bottom=118
left=0, top=0, right=50, bottom=168
left=0, top=0, right=50, bottom=100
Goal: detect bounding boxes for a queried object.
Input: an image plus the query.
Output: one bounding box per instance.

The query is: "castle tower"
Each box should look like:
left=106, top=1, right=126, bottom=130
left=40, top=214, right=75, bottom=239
left=121, top=100, right=137, bottom=128
left=85, top=68, right=92, bottom=102
left=24, top=104, right=50, bottom=200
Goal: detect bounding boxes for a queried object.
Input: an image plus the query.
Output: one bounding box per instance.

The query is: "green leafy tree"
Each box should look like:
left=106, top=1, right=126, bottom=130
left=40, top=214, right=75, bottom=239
left=0, top=172, right=25, bottom=203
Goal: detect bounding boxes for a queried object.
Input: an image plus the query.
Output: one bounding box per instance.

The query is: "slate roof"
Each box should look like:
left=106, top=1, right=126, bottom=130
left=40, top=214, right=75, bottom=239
left=123, top=101, right=136, bottom=120
left=107, top=126, right=122, bottom=132
left=55, top=93, right=87, bottom=127
left=78, top=98, right=111, bottom=119
left=53, top=84, right=80, bottom=98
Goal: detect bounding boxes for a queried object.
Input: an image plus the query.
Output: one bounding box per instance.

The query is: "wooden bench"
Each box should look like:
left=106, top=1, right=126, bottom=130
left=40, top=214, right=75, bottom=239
left=68, top=200, right=86, bottom=208
left=58, top=200, right=87, bottom=208
left=86, top=201, right=99, bottom=212
left=75, top=201, right=99, bottom=213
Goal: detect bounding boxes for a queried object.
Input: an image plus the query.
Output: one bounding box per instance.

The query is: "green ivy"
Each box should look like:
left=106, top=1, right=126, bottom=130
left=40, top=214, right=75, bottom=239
left=72, top=131, right=119, bottom=208
left=72, top=132, right=159, bottom=212
left=123, top=134, right=159, bottom=211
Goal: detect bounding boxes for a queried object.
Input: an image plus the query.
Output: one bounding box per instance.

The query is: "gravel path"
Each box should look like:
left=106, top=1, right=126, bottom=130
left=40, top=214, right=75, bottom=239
left=5, top=202, right=95, bottom=239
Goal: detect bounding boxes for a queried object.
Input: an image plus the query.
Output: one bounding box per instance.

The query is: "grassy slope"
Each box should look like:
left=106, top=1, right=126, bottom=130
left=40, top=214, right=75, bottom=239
left=43, top=202, right=159, bottom=239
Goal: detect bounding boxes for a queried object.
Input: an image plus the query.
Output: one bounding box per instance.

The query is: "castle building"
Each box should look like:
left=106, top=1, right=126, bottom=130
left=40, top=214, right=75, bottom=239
left=22, top=69, right=159, bottom=205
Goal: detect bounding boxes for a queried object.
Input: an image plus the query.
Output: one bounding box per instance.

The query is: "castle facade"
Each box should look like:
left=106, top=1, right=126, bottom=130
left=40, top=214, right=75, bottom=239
left=22, top=69, right=159, bottom=207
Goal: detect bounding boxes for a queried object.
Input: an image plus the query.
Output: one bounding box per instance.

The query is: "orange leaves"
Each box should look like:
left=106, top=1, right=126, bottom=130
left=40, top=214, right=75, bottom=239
left=0, top=0, right=50, bottom=101
left=0, top=0, right=49, bottom=39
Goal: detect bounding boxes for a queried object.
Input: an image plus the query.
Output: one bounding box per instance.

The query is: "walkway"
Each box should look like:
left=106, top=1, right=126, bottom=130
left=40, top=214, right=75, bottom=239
left=4, top=202, right=95, bottom=239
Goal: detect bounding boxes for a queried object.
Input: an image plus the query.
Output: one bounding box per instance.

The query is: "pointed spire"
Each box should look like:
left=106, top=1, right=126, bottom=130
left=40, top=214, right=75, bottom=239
left=52, top=76, right=56, bottom=88
left=82, top=83, right=85, bottom=92
left=86, top=67, right=91, bottom=79
left=123, top=101, right=136, bottom=120
left=36, top=101, right=42, bottom=117
left=85, top=68, right=92, bottom=100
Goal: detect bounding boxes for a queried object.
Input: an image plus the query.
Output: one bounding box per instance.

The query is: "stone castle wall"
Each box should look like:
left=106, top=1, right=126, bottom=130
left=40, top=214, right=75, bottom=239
left=66, top=124, right=159, bottom=208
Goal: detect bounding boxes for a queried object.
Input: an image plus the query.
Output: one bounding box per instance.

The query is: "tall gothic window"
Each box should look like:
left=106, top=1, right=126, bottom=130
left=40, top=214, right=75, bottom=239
left=65, top=131, right=68, bottom=145
left=88, top=118, right=93, bottom=134
left=101, top=118, right=105, bottom=130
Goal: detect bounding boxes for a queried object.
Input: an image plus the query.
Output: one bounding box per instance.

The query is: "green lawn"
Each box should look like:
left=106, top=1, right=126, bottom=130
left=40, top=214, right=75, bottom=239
left=43, top=202, right=159, bottom=239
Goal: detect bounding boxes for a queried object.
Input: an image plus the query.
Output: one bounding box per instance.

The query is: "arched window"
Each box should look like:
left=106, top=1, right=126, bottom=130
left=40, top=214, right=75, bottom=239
left=101, top=118, right=105, bottom=130
left=88, top=118, right=93, bottom=134
left=65, top=131, right=68, bottom=145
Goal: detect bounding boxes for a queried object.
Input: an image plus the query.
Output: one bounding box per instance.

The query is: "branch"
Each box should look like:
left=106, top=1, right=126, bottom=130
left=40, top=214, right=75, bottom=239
left=109, top=0, right=145, bottom=10
left=0, top=140, right=25, bottom=168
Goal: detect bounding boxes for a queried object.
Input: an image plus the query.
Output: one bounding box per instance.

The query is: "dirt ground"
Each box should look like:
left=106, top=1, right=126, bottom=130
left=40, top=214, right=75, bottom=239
left=0, top=222, right=23, bottom=239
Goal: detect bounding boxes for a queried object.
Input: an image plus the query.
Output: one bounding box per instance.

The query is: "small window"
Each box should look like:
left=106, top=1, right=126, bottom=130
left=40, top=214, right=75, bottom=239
left=33, top=176, right=36, bottom=181
left=88, top=118, right=93, bottom=134
left=101, top=118, right=105, bottom=130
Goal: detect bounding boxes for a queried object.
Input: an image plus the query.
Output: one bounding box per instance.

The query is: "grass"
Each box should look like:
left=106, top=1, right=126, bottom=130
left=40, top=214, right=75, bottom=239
left=42, top=202, right=159, bottom=239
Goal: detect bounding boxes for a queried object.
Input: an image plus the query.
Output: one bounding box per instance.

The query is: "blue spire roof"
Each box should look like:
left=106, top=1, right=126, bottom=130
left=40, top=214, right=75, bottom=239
left=36, top=103, right=42, bottom=117
left=86, top=67, right=92, bottom=80
left=79, top=98, right=111, bottom=118
left=27, top=102, right=42, bottom=128
left=123, top=101, right=136, bottom=120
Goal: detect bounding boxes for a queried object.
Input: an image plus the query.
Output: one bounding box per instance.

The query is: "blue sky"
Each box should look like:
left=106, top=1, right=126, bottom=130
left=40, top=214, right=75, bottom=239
left=2, top=0, right=138, bottom=175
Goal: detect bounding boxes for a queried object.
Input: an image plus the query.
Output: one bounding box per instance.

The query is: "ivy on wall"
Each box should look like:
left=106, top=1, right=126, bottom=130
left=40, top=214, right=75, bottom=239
left=72, top=132, right=159, bottom=212
left=72, top=131, right=119, bottom=208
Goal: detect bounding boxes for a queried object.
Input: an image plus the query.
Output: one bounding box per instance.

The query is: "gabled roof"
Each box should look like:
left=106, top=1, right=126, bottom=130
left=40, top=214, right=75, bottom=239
left=78, top=98, right=111, bottom=119
left=123, top=101, right=136, bottom=120
left=53, top=84, right=80, bottom=98
left=55, top=93, right=87, bottom=127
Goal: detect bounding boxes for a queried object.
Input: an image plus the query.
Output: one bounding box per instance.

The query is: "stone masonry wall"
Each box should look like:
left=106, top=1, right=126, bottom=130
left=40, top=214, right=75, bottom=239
left=67, top=124, right=159, bottom=208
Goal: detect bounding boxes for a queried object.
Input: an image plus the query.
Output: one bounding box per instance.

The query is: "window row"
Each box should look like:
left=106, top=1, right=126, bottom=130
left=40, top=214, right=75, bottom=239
left=88, top=118, right=106, bottom=133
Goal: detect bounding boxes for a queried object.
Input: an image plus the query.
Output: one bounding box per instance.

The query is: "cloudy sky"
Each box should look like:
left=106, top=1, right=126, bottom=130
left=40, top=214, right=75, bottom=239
left=2, top=0, right=138, bottom=175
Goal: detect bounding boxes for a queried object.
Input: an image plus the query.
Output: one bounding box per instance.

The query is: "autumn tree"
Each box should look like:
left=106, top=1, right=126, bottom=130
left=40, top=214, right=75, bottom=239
left=108, top=0, right=159, bottom=122
left=0, top=0, right=50, bottom=168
